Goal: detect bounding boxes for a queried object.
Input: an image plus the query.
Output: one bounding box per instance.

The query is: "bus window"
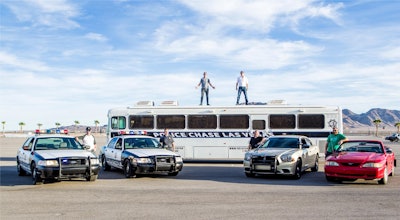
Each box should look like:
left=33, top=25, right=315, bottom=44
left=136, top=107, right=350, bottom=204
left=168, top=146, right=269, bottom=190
left=188, top=115, right=217, bottom=129
left=298, top=114, right=325, bottom=129
left=156, top=115, right=185, bottom=129
left=129, top=115, right=154, bottom=129
left=220, top=115, right=249, bottom=129
left=111, top=116, right=126, bottom=129
left=269, top=114, right=295, bottom=129
left=252, top=120, right=266, bottom=130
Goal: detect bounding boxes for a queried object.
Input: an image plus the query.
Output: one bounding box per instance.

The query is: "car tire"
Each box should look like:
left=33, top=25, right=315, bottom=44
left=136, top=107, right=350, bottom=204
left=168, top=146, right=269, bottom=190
left=102, top=155, right=111, bottom=171
left=292, top=160, right=302, bottom=179
left=86, top=174, right=98, bottom=182
left=168, top=172, right=179, bottom=176
left=17, top=158, right=26, bottom=176
left=378, top=167, right=388, bottom=184
left=389, top=165, right=395, bottom=177
left=31, top=163, right=43, bottom=185
left=311, top=155, right=319, bottom=172
left=245, top=172, right=255, bottom=177
left=124, top=160, right=136, bottom=178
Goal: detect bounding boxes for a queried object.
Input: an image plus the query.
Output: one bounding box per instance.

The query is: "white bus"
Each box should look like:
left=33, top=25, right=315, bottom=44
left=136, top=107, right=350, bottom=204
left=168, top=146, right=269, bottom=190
left=107, top=100, right=343, bottom=160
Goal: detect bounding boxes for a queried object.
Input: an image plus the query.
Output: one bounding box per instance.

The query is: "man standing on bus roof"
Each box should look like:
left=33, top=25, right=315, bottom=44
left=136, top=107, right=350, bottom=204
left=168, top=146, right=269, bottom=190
left=236, top=70, right=249, bottom=105
left=196, top=72, right=215, bottom=106
left=248, top=130, right=266, bottom=150
left=160, top=128, right=175, bottom=152
left=325, top=127, right=347, bottom=158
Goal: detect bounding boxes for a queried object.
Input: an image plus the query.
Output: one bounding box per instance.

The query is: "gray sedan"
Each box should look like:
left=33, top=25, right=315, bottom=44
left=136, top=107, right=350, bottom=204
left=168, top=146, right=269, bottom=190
left=243, top=135, right=319, bottom=179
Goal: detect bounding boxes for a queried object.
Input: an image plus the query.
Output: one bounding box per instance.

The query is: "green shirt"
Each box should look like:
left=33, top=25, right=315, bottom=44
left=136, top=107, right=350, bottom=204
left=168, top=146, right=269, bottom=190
left=326, top=133, right=346, bottom=152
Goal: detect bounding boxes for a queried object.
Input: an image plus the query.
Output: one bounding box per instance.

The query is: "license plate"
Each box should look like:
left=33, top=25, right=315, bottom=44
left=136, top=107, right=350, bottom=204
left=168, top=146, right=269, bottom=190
left=255, top=165, right=271, bottom=170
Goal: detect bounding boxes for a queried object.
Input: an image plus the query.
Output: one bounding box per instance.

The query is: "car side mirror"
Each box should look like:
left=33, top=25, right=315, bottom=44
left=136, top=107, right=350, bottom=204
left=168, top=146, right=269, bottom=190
left=84, top=145, right=91, bottom=150
left=302, top=144, right=310, bottom=149
left=386, top=147, right=393, bottom=154
left=23, top=145, right=30, bottom=150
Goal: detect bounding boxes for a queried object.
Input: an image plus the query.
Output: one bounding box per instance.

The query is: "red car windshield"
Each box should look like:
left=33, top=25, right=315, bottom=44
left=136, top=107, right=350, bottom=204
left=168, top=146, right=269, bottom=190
left=339, top=141, right=383, bottom=153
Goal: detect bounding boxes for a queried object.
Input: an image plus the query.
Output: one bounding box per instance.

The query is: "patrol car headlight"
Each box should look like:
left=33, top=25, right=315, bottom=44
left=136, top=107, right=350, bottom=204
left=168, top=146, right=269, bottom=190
left=90, top=158, right=100, bottom=165
left=280, top=154, right=294, bottom=162
left=38, top=160, right=59, bottom=167
left=133, top=158, right=152, bottom=163
left=244, top=153, right=252, bottom=161
left=175, top=156, right=183, bottom=163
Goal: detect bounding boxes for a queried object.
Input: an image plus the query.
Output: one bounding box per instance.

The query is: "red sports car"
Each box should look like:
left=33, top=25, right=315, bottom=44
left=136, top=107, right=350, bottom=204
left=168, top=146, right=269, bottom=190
left=324, top=140, right=396, bottom=184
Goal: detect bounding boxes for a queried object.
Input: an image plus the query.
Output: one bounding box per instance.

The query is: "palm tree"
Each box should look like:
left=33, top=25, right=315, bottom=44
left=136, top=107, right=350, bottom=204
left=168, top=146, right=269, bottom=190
left=94, top=120, right=100, bottom=133
left=1, top=121, right=5, bottom=134
left=373, top=119, right=382, bottom=136
left=19, top=122, right=25, bottom=133
left=74, top=120, right=80, bottom=133
left=55, top=122, right=61, bottom=129
left=395, top=122, right=400, bottom=133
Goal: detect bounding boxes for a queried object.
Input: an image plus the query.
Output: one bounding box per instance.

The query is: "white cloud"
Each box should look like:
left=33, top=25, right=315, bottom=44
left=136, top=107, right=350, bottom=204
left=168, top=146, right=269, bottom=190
left=84, top=33, right=108, bottom=42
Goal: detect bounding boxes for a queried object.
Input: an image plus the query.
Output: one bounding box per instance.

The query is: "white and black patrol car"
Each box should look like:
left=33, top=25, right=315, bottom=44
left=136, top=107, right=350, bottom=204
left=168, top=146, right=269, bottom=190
left=16, top=135, right=100, bottom=185
left=100, top=135, right=183, bottom=178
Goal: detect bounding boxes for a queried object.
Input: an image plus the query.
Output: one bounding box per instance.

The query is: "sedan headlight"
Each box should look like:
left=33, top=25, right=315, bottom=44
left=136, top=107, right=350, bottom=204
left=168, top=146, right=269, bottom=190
left=325, top=161, right=339, bottom=166
left=133, top=158, right=152, bottom=163
left=38, top=159, right=59, bottom=167
left=90, top=158, right=100, bottom=165
left=280, top=154, right=294, bottom=162
left=175, top=156, right=183, bottom=163
left=244, top=153, right=252, bottom=161
left=362, top=162, right=384, bottom=168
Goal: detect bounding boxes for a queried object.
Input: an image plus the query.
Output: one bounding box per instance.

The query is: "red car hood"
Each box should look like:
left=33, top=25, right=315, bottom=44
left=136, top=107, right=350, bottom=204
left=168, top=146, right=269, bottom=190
left=328, top=152, right=385, bottom=163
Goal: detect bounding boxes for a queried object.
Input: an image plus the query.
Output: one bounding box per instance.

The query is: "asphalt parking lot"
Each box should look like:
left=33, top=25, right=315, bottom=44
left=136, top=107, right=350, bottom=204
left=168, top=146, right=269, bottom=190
left=1, top=136, right=400, bottom=220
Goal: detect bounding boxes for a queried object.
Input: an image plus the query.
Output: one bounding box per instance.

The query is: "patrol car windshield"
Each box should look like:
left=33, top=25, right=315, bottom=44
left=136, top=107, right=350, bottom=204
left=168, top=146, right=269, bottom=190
left=124, top=138, right=161, bottom=149
left=35, top=137, right=84, bottom=150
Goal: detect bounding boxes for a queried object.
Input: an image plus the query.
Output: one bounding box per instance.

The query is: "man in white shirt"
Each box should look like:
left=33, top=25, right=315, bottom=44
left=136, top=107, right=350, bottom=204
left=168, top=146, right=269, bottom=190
left=76, top=127, right=97, bottom=153
left=236, top=71, right=249, bottom=105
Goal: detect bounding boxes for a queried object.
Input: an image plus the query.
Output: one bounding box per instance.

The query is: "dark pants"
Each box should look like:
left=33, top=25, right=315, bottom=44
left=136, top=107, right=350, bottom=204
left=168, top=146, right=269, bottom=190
left=236, top=86, right=248, bottom=105
left=200, top=88, right=209, bottom=105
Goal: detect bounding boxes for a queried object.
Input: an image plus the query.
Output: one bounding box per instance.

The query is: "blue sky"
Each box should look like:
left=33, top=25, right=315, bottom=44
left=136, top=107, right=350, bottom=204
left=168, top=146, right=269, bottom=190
left=1, top=0, right=399, bottom=131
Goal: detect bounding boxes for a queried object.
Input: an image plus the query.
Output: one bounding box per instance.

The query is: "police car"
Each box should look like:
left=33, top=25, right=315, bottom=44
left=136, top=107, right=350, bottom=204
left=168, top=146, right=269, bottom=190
left=16, top=135, right=100, bottom=185
left=100, top=135, right=183, bottom=178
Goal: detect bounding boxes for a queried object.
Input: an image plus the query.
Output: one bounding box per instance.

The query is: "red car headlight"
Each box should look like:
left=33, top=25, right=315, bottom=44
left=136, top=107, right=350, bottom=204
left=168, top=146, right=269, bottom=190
left=325, top=161, right=339, bottom=166
left=362, top=162, right=384, bottom=168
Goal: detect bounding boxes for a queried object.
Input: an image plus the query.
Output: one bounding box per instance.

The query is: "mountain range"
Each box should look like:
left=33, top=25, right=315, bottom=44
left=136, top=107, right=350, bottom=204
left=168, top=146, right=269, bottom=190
left=343, top=108, right=400, bottom=130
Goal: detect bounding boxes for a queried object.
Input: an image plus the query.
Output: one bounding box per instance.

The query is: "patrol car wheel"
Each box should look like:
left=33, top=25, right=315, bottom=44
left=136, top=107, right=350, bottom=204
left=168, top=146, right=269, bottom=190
left=102, top=155, right=111, bottom=171
left=311, top=155, right=319, bottom=172
left=292, top=160, right=302, bottom=180
left=86, top=174, right=98, bottom=182
left=31, top=163, right=43, bottom=185
left=17, top=158, right=26, bottom=176
left=124, top=160, right=136, bottom=178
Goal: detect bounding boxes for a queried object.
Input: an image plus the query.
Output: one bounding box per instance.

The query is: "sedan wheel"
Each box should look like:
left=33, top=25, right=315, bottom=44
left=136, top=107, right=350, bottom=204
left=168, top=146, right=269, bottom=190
left=124, top=160, right=136, bottom=178
left=378, top=167, right=388, bottom=185
left=17, top=159, right=26, bottom=176
left=311, top=155, right=319, bottom=172
left=31, top=164, right=43, bottom=185
left=293, top=160, right=302, bottom=179
left=102, top=155, right=111, bottom=171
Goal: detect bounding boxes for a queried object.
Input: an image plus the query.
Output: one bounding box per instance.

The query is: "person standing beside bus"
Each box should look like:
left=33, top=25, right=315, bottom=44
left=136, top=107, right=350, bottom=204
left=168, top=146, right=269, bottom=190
left=76, top=127, right=97, bottom=154
left=248, top=130, right=266, bottom=150
left=196, top=72, right=215, bottom=106
left=160, top=128, right=175, bottom=151
left=325, top=127, right=347, bottom=158
left=236, top=70, right=249, bottom=105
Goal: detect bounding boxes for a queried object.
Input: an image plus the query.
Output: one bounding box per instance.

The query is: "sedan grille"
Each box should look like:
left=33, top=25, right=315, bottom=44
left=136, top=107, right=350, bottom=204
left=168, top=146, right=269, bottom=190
left=251, top=156, right=277, bottom=172
left=154, top=156, right=175, bottom=171
left=58, top=157, right=89, bottom=175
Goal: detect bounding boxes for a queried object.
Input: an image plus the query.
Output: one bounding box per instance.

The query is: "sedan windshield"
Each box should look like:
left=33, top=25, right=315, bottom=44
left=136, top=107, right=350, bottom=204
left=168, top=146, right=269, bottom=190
left=339, top=142, right=383, bottom=153
left=124, top=138, right=161, bottom=149
left=35, top=137, right=84, bottom=150
left=259, top=138, right=299, bottom=149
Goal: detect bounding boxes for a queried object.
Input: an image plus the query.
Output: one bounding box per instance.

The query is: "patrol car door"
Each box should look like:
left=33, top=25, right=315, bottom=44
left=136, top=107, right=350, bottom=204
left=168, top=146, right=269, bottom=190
left=114, top=138, right=123, bottom=169
left=104, top=137, right=118, bottom=168
left=18, top=137, right=34, bottom=170
left=301, top=137, right=313, bottom=168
